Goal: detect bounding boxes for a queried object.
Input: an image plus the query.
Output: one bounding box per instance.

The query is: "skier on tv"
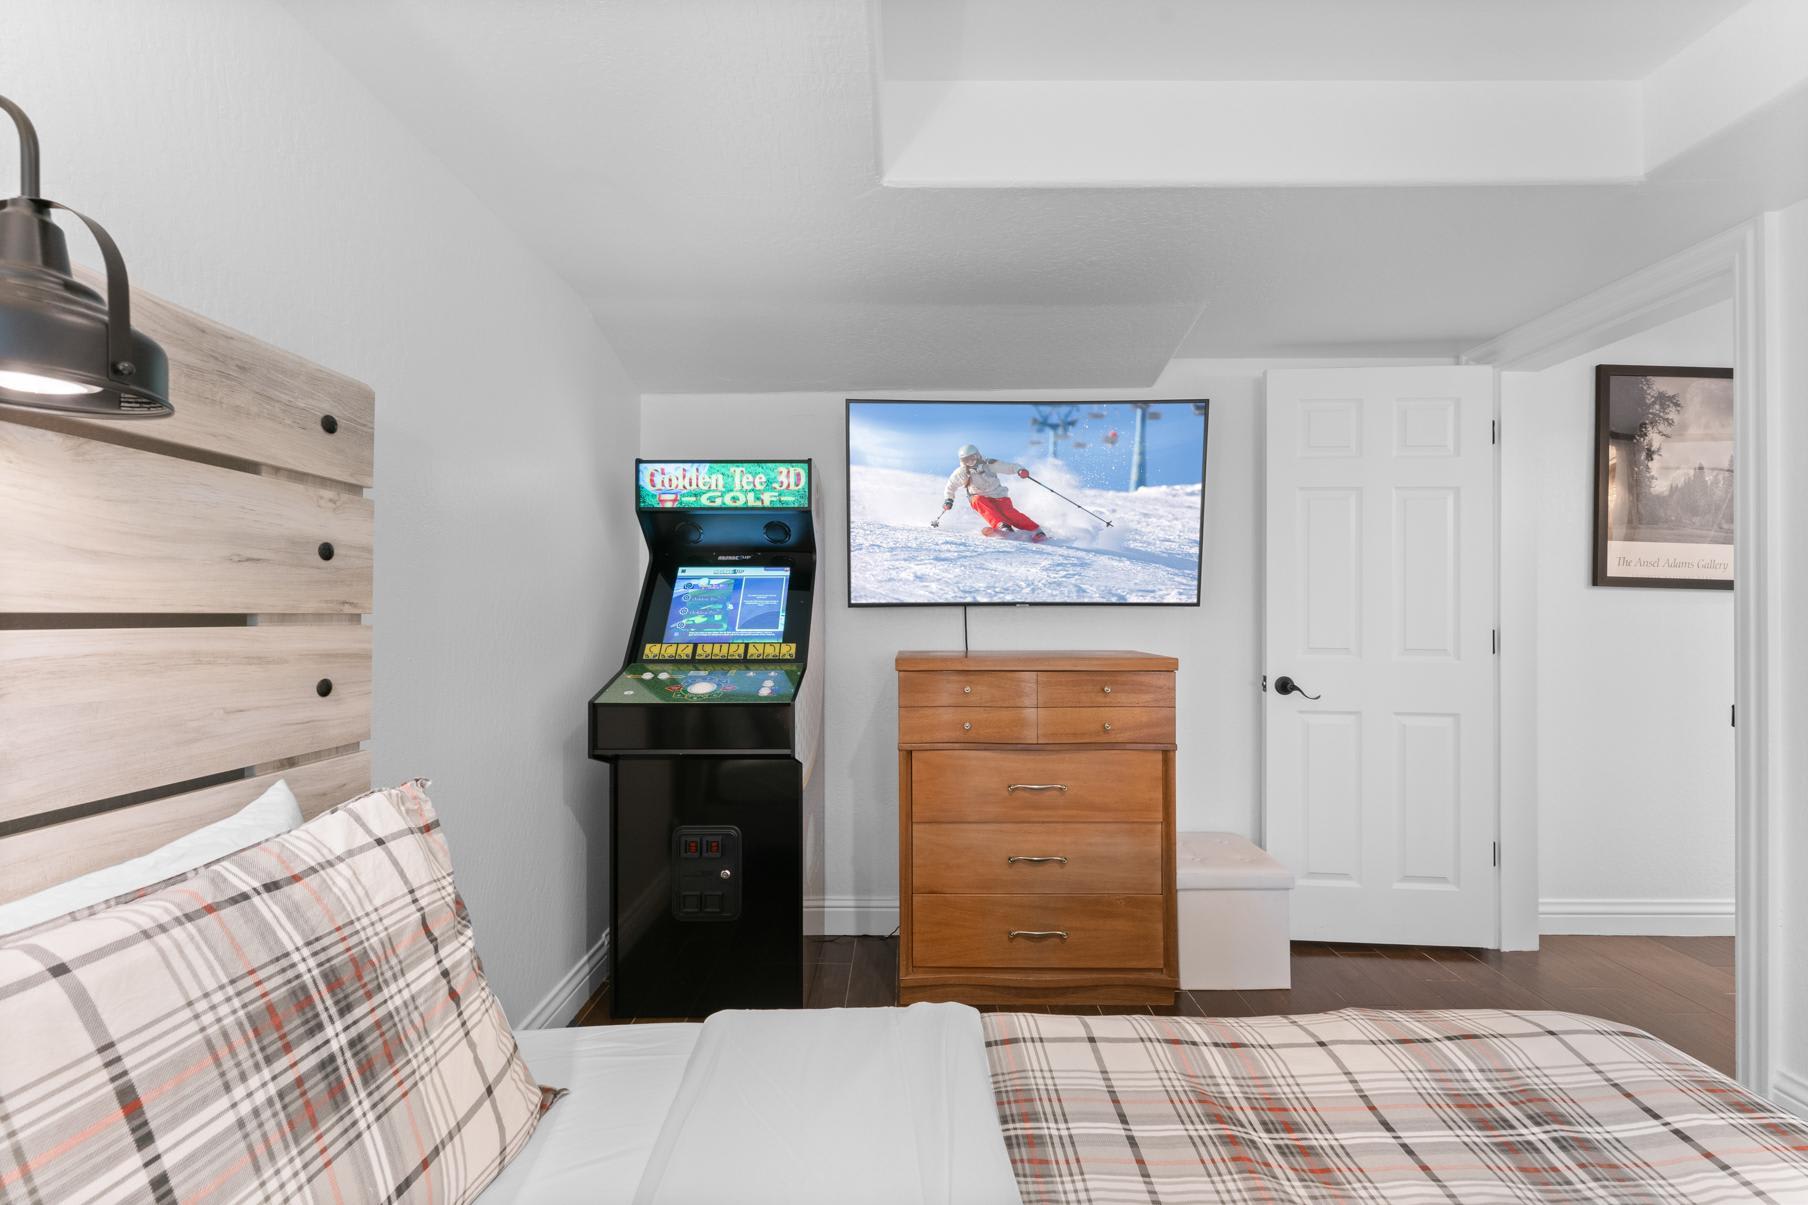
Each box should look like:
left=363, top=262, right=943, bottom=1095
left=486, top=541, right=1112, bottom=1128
left=942, top=444, right=1048, bottom=542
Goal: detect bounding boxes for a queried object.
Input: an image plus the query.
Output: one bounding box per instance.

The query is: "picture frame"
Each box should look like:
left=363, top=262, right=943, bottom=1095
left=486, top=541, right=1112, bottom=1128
left=1593, top=363, right=1734, bottom=590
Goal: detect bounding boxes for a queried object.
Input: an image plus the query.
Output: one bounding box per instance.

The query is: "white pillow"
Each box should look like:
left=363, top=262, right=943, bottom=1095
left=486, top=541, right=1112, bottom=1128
left=0, top=778, right=304, bottom=935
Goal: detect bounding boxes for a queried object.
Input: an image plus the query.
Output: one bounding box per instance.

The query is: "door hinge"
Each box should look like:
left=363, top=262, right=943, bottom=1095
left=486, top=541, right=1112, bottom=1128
left=1261, top=674, right=1268, bottom=693
left=1492, top=629, right=1499, bottom=655
left=1492, top=841, right=1499, bottom=868
left=1731, top=704, right=1736, bottom=727
left=1491, top=419, right=1498, bottom=445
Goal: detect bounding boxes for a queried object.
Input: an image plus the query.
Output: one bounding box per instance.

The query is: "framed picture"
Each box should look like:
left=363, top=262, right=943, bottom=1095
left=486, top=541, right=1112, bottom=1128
left=1593, top=364, right=1733, bottom=589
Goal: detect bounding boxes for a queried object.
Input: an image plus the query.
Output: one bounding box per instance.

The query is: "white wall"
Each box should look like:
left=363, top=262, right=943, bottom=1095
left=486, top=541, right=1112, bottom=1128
left=642, top=358, right=1445, bottom=931
left=1769, top=197, right=1808, bottom=1117
left=0, top=0, right=639, bottom=1021
left=1502, top=304, right=1735, bottom=935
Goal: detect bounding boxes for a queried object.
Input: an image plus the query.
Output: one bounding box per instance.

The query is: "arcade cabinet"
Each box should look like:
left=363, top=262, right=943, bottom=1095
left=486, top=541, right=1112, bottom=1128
left=589, top=460, right=823, bottom=1016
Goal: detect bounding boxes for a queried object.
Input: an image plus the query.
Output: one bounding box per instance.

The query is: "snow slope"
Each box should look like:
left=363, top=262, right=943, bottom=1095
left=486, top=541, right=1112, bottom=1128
left=848, top=463, right=1202, bottom=604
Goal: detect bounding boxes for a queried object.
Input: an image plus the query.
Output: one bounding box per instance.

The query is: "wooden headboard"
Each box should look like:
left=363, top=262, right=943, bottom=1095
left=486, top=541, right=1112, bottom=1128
left=0, top=277, right=375, bottom=903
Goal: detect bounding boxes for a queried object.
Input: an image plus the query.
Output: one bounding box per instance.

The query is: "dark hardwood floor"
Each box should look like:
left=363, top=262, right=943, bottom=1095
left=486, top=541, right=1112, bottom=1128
left=575, top=934, right=1735, bottom=1076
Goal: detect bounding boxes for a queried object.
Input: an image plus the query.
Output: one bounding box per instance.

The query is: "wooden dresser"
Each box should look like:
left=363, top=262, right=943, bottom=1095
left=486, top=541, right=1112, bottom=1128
left=896, top=650, right=1179, bottom=1006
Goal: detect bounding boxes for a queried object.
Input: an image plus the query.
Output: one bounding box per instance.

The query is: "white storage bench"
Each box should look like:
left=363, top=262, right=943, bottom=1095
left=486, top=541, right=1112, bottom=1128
left=1177, top=832, right=1295, bottom=991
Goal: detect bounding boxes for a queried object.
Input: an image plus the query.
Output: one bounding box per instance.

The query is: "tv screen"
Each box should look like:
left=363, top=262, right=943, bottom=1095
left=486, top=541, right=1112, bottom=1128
left=846, top=399, right=1207, bottom=606
left=663, top=566, right=791, bottom=642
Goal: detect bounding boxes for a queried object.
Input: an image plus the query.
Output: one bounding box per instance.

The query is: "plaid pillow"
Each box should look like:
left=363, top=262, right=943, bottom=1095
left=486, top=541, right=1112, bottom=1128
left=0, top=779, right=554, bottom=1204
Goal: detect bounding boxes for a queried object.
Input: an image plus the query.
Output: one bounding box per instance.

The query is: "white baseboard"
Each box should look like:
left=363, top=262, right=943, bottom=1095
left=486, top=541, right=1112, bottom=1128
left=517, top=928, right=611, bottom=1030
left=514, top=899, right=893, bottom=1025
left=1538, top=898, right=1734, bottom=937
left=1771, top=1069, right=1808, bottom=1121
left=807, top=895, right=899, bottom=936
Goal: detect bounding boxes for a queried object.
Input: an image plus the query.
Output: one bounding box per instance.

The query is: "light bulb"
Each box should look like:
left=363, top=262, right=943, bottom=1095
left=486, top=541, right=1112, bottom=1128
left=0, top=369, right=101, bottom=396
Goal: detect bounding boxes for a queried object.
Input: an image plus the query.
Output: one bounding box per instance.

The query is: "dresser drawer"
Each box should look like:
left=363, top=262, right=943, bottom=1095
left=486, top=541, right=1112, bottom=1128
left=914, top=823, right=1161, bottom=894
left=899, top=671, right=1036, bottom=709
left=1038, top=707, right=1175, bottom=744
left=911, top=750, right=1163, bottom=822
left=1037, top=671, right=1173, bottom=708
left=913, top=894, right=1165, bottom=969
left=898, top=707, right=1035, bottom=745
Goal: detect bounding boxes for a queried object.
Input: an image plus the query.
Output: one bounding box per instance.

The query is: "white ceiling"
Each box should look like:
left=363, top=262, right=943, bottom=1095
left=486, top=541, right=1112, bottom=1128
left=882, top=0, right=1745, bottom=82
left=282, top=0, right=1806, bottom=393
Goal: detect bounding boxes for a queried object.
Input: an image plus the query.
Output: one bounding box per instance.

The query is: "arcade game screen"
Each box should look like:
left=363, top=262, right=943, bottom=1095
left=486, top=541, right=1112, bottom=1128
left=662, top=566, right=791, bottom=644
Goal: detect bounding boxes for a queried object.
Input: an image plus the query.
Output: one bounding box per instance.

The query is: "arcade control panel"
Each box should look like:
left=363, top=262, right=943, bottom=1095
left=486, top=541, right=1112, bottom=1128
left=590, top=663, right=805, bottom=755
left=597, top=663, right=800, bottom=704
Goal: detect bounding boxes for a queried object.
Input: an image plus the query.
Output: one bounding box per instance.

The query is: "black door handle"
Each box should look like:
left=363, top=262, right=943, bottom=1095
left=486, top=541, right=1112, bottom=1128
left=1274, top=675, right=1321, bottom=701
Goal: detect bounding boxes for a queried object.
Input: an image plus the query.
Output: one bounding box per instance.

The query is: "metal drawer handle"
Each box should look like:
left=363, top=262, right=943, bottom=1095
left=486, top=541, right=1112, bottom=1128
left=963, top=685, right=972, bottom=694
left=1102, top=722, right=1113, bottom=732
left=1006, top=783, right=1068, bottom=793
left=962, top=721, right=972, bottom=731
left=1008, top=929, right=1069, bottom=940
left=1006, top=855, right=1069, bottom=865
left=1102, top=685, right=1112, bottom=694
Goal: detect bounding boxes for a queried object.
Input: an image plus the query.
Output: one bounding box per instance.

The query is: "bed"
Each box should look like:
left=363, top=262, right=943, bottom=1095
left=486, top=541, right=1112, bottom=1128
left=480, top=1004, right=1808, bottom=1205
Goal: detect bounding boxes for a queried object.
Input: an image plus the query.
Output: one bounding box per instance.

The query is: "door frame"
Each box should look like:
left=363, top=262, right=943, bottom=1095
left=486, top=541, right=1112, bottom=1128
left=1463, top=218, right=1779, bottom=1096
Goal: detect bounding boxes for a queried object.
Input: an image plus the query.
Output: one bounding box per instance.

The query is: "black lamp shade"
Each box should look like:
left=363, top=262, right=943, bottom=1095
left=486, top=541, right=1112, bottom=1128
left=0, top=199, right=170, bottom=418
left=0, top=96, right=171, bottom=419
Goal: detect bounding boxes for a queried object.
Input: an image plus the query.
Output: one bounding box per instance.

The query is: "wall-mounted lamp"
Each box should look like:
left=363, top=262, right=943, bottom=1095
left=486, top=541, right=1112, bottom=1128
left=0, top=95, right=170, bottom=417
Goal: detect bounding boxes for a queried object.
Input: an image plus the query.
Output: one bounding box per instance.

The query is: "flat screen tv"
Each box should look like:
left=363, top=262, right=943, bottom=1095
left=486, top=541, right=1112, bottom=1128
left=846, top=399, right=1208, bottom=606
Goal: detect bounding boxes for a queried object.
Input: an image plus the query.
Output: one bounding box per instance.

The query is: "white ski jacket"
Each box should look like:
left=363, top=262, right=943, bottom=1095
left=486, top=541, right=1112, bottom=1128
left=945, top=458, right=1025, bottom=502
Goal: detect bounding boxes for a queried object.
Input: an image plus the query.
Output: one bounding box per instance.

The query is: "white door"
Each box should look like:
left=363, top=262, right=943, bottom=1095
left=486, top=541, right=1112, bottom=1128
left=1264, top=366, right=1497, bottom=947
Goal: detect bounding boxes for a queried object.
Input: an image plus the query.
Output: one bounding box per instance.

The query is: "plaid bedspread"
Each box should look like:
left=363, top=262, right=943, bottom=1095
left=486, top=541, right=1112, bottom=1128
left=984, top=1009, right=1808, bottom=1204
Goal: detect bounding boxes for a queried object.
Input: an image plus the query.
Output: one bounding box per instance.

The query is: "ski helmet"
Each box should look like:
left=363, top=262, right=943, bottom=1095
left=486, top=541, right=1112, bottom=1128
left=957, top=443, right=981, bottom=460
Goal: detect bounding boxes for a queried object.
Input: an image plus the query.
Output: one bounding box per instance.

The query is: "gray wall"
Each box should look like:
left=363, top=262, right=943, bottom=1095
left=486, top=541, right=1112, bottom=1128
left=0, top=0, right=639, bottom=1021
left=642, top=362, right=1301, bottom=931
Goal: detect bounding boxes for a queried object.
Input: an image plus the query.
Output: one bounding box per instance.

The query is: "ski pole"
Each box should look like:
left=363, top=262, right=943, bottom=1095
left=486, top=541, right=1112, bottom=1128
left=929, top=507, right=948, bottom=528
left=1024, top=474, right=1113, bottom=527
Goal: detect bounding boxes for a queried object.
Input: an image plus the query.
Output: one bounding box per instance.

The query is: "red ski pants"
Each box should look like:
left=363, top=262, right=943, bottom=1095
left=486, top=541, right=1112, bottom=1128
left=969, top=494, right=1040, bottom=531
